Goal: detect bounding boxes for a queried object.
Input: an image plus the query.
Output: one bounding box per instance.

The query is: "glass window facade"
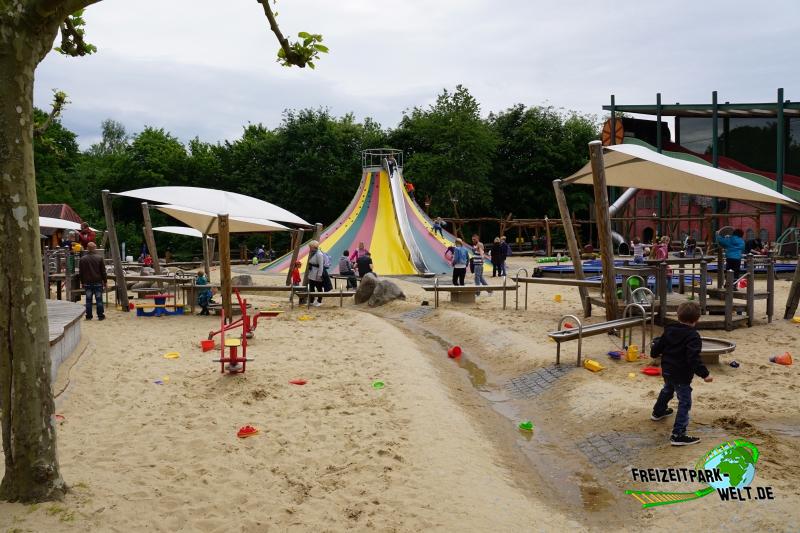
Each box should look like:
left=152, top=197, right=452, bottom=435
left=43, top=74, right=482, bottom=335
left=677, top=116, right=800, bottom=176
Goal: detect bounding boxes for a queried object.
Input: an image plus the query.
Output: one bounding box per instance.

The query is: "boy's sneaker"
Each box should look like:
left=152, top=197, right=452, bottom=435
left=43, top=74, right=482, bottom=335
left=651, top=408, right=674, bottom=421
left=670, top=434, right=701, bottom=446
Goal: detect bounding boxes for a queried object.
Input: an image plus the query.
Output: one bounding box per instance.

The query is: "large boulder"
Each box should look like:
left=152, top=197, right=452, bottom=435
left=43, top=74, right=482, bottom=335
left=232, top=274, right=253, bottom=286
left=354, top=273, right=378, bottom=304
left=368, top=279, right=406, bottom=307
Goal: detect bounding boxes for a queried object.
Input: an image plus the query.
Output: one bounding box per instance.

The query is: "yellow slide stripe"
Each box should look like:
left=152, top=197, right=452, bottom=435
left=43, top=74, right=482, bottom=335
left=369, top=171, right=416, bottom=274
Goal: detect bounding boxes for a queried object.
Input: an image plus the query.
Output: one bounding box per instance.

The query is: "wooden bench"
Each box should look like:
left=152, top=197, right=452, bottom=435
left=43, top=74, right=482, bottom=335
left=421, top=279, right=518, bottom=309
left=182, top=284, right=294, bottom=314
left=331, top=274, right=359, bottom=289
left=512, top=276, right=602, bottom=288
left=290, top=286, right=356, bottom=309
left=547, top=304, right=651, bottom=366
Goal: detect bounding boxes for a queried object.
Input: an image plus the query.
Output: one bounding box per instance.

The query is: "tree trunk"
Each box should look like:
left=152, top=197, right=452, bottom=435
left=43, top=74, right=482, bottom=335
left=0, top=8, right=67, bottom=502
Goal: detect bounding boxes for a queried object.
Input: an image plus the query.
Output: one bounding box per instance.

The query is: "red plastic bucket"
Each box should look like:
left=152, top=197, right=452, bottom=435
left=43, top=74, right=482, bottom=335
left=447, top=346, right=462, bottom=358
left=200, top=339, right=215, bottom=352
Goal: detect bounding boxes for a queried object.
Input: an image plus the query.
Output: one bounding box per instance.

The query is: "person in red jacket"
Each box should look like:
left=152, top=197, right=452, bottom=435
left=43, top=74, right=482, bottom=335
left=78, top=222, right=95, bottom=248
left=290, top=260, right=302, bottom=286
left=405, top=181, right=415, bottom=200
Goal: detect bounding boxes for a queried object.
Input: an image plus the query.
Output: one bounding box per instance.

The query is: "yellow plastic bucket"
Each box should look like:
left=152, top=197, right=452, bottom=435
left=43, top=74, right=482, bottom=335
left=626, top=345, right=639, bottom=362
left=583, top=359, right=604, bottom=372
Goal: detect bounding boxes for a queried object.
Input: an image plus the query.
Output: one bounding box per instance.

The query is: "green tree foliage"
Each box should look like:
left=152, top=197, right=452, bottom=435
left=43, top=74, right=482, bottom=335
left=488, top=104, right=599, bottom=218
left=88, top=119, right=128, bottom=156
left=32, top=108, right=91, bottom=215
left=390, top=85, right=497, bottom=217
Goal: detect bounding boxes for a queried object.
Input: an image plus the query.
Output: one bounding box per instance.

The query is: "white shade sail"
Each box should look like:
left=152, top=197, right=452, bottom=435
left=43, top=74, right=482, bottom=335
left=156, top=204, right=288, bottom=234
left=566, top=143, right=798, bottom=207
left=39, top=217, right=81, bottom=230
left=117, top=186, right=310, bottom=226
left=153, top=226, right=208, bottom=238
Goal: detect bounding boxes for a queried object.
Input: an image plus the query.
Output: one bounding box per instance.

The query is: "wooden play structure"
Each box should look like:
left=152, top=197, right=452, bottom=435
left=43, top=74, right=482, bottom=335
left=583, top=253, right=776, bottom=331
left=100, top=187, right=311, bottom=322
left=440, top=215, right=581, bottom=255
left=551, top=141, right=797, bottom=330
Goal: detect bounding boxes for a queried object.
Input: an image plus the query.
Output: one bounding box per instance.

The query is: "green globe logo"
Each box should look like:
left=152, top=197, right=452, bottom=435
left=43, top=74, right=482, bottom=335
left=697, top=440, right=758, bottom=489
left=626, top=439, right=759, bottom=508
left=697, top=440, right=758, bottom=491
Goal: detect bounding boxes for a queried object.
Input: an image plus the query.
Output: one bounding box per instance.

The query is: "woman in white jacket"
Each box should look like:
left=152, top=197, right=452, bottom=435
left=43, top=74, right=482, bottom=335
left=306, top=240, right=325, bottom=306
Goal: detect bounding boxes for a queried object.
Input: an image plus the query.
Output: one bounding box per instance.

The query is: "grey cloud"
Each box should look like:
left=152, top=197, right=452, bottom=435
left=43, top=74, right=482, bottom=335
left=32, top=0, right=800, bottom=149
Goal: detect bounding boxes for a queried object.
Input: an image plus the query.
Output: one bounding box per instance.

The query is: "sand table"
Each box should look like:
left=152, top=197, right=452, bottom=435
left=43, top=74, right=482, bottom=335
left=2, top=257, right=799, bottom=530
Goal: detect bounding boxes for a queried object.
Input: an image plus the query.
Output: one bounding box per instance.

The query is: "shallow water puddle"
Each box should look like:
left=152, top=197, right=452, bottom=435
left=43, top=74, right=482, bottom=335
left=390, top=312, right=624, bottom=518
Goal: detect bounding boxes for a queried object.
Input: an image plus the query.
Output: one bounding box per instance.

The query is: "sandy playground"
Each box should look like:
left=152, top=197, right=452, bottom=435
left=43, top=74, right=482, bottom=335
left=2, top=257, right=799, bottom=532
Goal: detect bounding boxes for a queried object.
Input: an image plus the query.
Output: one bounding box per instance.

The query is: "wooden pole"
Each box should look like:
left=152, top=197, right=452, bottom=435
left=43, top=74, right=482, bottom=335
left=699, top=260, right=708, bottom=314
left=286, top=228, right=305, bottom=286
left=101, top=190, right=129, bottom=310
left=202, top=234, right=211, bottom=278
left=218, top=214, right=233, bottom=322
left=553, top=180, right=591, bottom=317
left=545, top=218, right=552, bottom=257
left=766, top=255, right=774, bottom=323
left=209, top=237, right=217, bottom=269
left=43, top=250, right=50, bottom=299
left=588, top=141, right=618, bottom=320
left=140, top=202, right=163, bottom=282
left=784, top=257, right=800, bottom=319
left=658, top=262, right=668, bottom=324
left=724, top=270, right=734, bottom=331
left=313, top=222, right=323, bottom=241
left=746, top=254, right=755, bottom=327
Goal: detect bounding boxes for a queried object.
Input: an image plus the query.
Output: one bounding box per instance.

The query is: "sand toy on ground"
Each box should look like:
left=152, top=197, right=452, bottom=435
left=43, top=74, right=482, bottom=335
left=134, top=292, right=187, bottom=317
left=237, top=425, right=260, bottom=438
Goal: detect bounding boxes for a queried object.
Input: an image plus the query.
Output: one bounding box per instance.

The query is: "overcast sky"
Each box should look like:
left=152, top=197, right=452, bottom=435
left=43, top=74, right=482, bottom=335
left=34, top=0, right=800, bottom=149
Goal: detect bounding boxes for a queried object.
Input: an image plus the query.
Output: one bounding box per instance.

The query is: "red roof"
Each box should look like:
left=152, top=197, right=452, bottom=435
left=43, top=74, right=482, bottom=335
left=38, top=204, right=83, bottom=224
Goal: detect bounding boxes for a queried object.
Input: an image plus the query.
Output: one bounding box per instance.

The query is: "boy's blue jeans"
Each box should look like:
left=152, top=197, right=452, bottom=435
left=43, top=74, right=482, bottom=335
left=473, top=264, right=489, bottom=294
left=653, top=380, right=692, bottom=436
left=84, top=283, right=105, bottom=319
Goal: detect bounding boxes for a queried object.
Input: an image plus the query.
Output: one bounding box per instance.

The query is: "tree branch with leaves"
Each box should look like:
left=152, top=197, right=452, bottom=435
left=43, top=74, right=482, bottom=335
left=256, top=0, right=328, bottom=68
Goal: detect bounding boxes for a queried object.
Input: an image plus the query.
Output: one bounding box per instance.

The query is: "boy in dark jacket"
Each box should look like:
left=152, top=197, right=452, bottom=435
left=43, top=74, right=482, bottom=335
left=650, top=301, right=713, bottom=446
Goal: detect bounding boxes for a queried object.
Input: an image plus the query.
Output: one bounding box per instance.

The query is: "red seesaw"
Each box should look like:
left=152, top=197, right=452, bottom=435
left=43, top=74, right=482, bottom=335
left=212, top=306, right=251, bottom=373
left=207, top=288, right=281, bottom=341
